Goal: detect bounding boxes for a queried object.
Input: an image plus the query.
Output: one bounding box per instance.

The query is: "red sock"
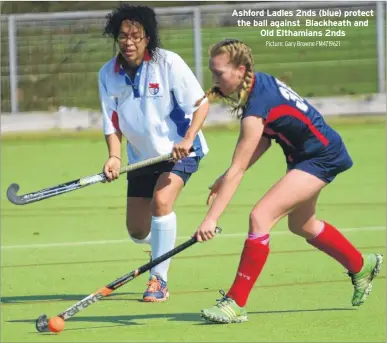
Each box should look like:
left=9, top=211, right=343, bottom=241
left=307, top=221, right=363, bottom=273
left=226, top=238, right=269, bottom=307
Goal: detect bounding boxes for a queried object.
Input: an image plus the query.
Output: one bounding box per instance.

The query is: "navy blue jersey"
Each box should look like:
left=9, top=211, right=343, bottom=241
left=242, top=72, right=346, bottom=164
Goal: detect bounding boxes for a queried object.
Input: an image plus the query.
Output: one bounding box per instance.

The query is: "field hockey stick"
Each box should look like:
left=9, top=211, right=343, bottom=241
left=35, top=226, right=222, bottom=333
left=7, top=149, right=191, bottom=205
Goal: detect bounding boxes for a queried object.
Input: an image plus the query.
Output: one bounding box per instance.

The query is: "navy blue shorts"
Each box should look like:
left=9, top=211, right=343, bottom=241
left=127, top=156, right=201, bottom=198
left=287, top=146, right=353, bottom=183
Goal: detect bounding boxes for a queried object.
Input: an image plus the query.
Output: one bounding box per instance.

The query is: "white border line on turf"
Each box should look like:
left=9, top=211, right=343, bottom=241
left=1, top=226, right=385, bottom=250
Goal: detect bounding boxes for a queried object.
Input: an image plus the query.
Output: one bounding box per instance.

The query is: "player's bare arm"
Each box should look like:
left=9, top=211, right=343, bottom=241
left=103, top=131, right=122, bottom=181
left=195, top=115, right=264, bottom=241
left=247, top=135, right=271, bottom=169
left=207, top=133, right=270, bottom=206
left=173, top=100, right=209, bottom=161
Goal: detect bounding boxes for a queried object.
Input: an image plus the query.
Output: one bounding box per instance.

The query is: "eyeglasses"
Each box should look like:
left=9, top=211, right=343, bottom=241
left=118, top=34, right=146, bottom=44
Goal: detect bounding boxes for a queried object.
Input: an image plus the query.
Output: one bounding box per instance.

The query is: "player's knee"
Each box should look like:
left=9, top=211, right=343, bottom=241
left=249, top=208, right=271, bottom=234
left=151, top=193, right=173, bottom=216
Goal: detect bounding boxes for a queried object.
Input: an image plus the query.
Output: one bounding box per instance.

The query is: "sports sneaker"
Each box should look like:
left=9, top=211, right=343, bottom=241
left=143, top=274, right=169, bottom=302
left=201, top=290, right=248, bottom=324
left=348, top=253, right=383, bottom=306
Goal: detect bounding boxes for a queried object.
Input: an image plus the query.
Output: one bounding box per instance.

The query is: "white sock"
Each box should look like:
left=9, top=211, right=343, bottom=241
left=150, top=212, right=177, bottom=282
left=130, top=231, right=151, bottom=245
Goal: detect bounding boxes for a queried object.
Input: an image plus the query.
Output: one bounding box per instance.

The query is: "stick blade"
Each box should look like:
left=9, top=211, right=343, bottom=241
left=7, top=183, right=24, bottom=205
left=36, top=314, right=49, bottom=332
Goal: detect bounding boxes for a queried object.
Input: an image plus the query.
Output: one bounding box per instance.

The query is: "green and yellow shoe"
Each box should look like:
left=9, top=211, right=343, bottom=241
left=200, top=290, right=248, bottom=324
left=348, top=253, right=383, bottom=306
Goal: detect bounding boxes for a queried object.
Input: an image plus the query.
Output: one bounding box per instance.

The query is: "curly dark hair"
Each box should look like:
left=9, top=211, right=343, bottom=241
left=103, top=4, right=161, bottom=60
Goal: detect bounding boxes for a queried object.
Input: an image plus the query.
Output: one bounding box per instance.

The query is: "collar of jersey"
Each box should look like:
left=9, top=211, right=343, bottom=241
left=114, top=51, right=151, bottom=87
left=248, top=73, right=256, bottom=95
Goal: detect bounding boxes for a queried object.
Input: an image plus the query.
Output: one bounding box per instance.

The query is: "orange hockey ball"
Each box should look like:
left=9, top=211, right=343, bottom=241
left=48, top=316, right=65, bottom=333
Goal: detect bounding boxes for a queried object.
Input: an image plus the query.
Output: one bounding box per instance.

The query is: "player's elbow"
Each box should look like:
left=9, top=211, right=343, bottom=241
left=195, top=100, right=209, bottom=116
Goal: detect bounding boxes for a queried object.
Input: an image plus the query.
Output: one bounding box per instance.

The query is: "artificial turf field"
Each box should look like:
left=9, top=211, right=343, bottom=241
left=1, top=117, right=386, bottom=342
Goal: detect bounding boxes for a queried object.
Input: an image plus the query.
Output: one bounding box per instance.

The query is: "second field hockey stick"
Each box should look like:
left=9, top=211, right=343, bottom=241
left=7, top=151, right=185, bottom=205
left=36, top=226, right=222, bottom=333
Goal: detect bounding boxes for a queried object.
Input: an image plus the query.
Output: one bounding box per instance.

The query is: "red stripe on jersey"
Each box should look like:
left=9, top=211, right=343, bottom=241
left=111, top=111, right=120, bottom=131
left=267, top=104, right=329, bottom=146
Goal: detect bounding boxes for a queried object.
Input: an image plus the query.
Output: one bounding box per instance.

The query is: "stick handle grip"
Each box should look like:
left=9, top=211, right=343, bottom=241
left=118, top=147, right=195, bottom=175
left=119, top=153, right=173, bottom=175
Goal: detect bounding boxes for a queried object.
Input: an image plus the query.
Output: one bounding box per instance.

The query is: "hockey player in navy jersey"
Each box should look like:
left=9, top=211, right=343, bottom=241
left=194, top=39, right=383, bottom=324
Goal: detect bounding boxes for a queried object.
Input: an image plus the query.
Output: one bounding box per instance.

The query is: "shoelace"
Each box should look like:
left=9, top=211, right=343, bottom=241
left=347, top=271, right=369, bottom=287
left=146, top=277, right=161, bottom=292
left=215, top=290, right=233, bottom=308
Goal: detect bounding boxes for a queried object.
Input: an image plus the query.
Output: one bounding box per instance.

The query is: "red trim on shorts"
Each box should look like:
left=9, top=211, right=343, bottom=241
left=267, top=104, right=329, bottom=146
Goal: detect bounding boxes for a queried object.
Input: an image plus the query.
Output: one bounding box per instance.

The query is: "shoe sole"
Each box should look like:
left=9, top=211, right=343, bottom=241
left=353, top=253, right=383, bottom=306
left=200, top=312, right=248, bottom=324
left=143, top=292, right=170, bottom=303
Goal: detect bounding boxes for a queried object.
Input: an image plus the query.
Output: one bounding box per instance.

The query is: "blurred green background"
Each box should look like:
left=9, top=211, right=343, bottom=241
left=1, top=2, right=381, bottom=112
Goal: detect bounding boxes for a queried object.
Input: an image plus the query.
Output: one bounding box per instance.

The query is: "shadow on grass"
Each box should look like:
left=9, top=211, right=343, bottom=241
left=195, top=307, right=357, bottom=325
left=1, top=291, right=143, bottom=304
left=9, top=307, right=356, bottom=331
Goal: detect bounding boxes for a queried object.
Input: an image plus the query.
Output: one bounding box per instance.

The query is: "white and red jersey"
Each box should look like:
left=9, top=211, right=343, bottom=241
left=98, top=48, right=208, bottom=164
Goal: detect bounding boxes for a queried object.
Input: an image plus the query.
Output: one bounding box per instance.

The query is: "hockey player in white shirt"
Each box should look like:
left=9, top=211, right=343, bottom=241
left=99, top=5, right=209, bottom=302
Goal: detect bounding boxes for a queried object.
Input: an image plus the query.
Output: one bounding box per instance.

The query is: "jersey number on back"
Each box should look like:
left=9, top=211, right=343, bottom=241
left=276, top=79, right=308, bottom=112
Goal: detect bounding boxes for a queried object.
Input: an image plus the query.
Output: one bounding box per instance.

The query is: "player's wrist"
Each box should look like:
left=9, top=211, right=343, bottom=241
left=109, top=155, right=121, bottom=161
left=184, top=132, right=196, bottom=142
left=204, top=215, right=218, bottom=223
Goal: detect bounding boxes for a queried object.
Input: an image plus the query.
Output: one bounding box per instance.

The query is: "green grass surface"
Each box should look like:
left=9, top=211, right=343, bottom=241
left=1, top=119, right=386, bottom=342
left=1, top=18, right=379, bottom=111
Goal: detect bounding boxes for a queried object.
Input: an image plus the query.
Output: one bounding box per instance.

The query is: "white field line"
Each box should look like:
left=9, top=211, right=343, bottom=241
left=1, top=226, right=385, bottom=251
